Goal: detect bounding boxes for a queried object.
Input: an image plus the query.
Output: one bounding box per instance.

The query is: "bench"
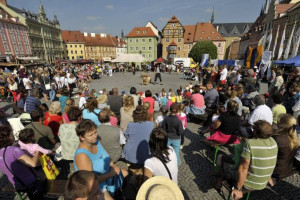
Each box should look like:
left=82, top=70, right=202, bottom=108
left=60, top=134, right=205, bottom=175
left=2, top=179, right=67, bottom=200
left=201, top=139, right=225, bottom=166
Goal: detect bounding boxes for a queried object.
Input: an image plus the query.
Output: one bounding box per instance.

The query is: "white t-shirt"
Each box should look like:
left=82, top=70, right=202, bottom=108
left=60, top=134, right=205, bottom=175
left=23, top=77, right=31, bottom=90
left=220, top=68, right=228, bottom=81
left=248, top=104, right=273, bottom=125
left=144, top=147, right=178, bottom=184
left=155, top=115, right=165, bottom=126
left=79, top=97, right=87, bottom=109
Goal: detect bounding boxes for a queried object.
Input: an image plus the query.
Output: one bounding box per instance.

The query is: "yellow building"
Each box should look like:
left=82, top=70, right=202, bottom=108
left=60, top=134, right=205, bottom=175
left=62, top=30, right=85, bottom=60
left=161, top=16, right=185, bottom=62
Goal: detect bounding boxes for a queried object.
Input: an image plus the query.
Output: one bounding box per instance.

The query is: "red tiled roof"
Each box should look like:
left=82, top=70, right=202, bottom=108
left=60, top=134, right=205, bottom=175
left=83, top=33, right=116, bottom=47
left=169, top=41, right=177, bottom=46
left=183, top=25, right=197, bottom=44
left=276, top=3, right=295, bottom=15
left=0, top=8, right=24, bottom=26
left=168, top=15, right=179, bottom=23
left=193, top=23, right=225, bottom=42
left=126, top=27, right=156, bottom=38
left=62, top=30, right=85, bottom=43
left=111, top=36, right=126, bottom=46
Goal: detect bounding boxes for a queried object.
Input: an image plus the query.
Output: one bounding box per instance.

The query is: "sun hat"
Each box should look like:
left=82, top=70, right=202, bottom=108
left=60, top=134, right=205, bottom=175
left=136, top=176, right=184, bottom=200
left=97, top=94, right=107, bottom=104
left=72, top=88, right=81, bottom=94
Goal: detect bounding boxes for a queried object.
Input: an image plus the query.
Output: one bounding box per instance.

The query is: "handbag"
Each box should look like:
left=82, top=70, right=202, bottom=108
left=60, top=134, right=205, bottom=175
left=31, top=123, right=54, bottom=150
left=106, top=170, right=124, bottom=197
left=39, top=154, right=60, bottom=180
left=3, top=147, right=45, bottom=200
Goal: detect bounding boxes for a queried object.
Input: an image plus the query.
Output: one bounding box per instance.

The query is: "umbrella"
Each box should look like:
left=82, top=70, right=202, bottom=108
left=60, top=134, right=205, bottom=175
left=111, top=54, right=148, bottom=63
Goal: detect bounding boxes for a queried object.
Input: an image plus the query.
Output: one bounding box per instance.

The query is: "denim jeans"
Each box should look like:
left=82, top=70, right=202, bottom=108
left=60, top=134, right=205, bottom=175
left=167, top=138, right=181, bottom=165
left=49, top=89, right=56, bottom=101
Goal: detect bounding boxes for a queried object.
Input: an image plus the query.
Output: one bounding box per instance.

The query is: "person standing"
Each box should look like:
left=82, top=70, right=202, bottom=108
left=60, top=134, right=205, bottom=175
left=154, top=64, right=162, bottom=85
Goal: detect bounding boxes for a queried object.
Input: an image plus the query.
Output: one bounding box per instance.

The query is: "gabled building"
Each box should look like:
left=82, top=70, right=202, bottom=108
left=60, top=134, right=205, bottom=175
left=112, top=36, right=127, bottom=58
left=161, top=15, right=185, bottom=62
left=126, top=27, right=158, bottom=60
left=183, top=22, right=226, bottom=60
left=62, top=30, right=85, bottom=60
left=0, top=0, right=64, bottom=63
left=0, top=6, right=31, bottom=62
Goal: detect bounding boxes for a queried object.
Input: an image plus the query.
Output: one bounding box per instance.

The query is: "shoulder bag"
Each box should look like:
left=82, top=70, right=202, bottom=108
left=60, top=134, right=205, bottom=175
left=155, top=156, right=172, bottom=180
left=3, top=147, right=45, bottom=200
left=31, top=123, right=54, bottom=150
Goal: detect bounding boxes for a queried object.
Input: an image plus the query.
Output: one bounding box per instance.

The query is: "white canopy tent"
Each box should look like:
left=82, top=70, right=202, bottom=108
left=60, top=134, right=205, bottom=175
left=16, top=56, right=41, bottom=61
left=111, top=54, right=148, bottom=63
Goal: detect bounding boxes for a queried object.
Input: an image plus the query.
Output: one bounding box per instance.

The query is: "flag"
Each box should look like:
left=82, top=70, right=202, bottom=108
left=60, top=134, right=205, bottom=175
left=291, top=24, right=300, bottom=58
left=272, top=24, right=280, bottom=58
left=277, top=23, right=286, bottom=60
left=266, top=32, right=272, bottom=51
left=258, top=32, right=267, bottom=48
left=284, top=22, right=296, bottom=59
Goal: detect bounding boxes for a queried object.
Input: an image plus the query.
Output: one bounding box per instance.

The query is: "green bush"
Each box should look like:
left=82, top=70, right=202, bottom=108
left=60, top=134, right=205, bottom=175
left=188, top=40, right=218, bottom=63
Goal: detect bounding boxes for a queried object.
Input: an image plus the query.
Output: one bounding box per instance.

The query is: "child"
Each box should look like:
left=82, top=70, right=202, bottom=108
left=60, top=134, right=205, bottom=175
left=162, top=103, right=184, bottom=165
left=168, top=88, right=172, bottom=99
left=170, top=92, right=176, bottom=103
left=176, top=89, right=183, bottom=103
left=109, top=110, right=118, bottom=127
left=155, top=105, right=169, bottom=127
left=160, top=92, right=168, bottom=106
left=18, top=128, right=52, bottom=156
left=143, top=102, right=154, bottom=122
left=176, top=104, right=187, bottom=149
left=167, top=96, right=173, bottom=108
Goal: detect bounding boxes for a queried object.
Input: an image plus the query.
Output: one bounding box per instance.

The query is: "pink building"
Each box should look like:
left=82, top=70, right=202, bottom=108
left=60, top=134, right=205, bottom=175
left=0, top=7, right=31, bottom=61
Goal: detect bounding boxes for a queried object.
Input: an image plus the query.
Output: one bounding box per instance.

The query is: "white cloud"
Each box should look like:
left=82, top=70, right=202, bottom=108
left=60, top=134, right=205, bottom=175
left=82, top=25, right=106, bottom=32
left=105, top=5, right=114, bottom=10
left=159, top=17, right=169, bottom=22
left=205, top=8, right=213, bottom=13
left=86, top=16, right=101, bottom=21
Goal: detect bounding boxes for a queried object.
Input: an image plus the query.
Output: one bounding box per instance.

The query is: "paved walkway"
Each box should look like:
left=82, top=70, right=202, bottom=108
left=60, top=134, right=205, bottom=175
left=0, top=72, right=299, bottom=200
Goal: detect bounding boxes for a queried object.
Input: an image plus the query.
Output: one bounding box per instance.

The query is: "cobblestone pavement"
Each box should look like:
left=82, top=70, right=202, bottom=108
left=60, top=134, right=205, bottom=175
left=0, top=72, right=299, bottom=200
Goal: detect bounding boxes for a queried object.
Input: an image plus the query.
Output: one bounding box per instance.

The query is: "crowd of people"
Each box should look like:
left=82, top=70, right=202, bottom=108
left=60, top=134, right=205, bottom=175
left=0, top=62, right=299, bottom=200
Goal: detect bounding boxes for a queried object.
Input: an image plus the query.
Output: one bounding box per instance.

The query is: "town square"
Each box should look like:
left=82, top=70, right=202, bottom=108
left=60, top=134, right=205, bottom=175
left=0, top=0, right=300, bottom=200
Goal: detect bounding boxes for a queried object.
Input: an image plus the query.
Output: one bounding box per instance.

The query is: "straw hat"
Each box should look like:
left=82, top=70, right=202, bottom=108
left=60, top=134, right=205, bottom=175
left=97, top=94, right=107, bottom=104
left=136, top=176, right=184, bottom=200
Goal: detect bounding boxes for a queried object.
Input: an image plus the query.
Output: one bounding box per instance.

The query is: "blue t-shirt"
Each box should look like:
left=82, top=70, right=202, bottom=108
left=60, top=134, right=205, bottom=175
left=160, top=97, right=168, bottom=106
left=82, top=109, right=101, bottom=126
left=59, top=95, right=69, bottom=112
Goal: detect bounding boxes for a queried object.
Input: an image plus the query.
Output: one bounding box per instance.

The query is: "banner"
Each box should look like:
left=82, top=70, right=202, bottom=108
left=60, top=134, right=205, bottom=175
left=291, top=24, right=300, bottom=58
left=260, top=51, right=272, bottom=79
left=201, top=54, right=209, bottom=67
left=272, top=25, right=280, bottom=58
left=266, top=32, right=272, bottom=51
left=284, top=22, right=296, bottom=59
left=246, top=47, right=253, bottom=68
left=277, top=23, right=286, bottom=60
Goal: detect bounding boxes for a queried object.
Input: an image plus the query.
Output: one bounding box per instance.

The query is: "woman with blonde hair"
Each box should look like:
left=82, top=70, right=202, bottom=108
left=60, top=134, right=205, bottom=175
left=273, top=114, right=299, bottom=179
left=120, top=96, right=134, bottom=133
left=224, top=90, right=243, bottom=116
left=44, top=101, right=63, bottom=137
left=62, top=98, right=75, bottom=124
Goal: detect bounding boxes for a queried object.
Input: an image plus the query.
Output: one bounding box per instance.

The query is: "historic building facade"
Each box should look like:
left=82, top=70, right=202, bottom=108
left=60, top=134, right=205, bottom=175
left=112, top=36, right=127, bottom=58
left=0, top=6, right=31, bottom=61
left=0, top=0, right=64, bottom=62
left=126, top=27, right=158, bottom=60
left=161, top=16, right=185, bottom=62
left=61, top=30, right=85, bottom=60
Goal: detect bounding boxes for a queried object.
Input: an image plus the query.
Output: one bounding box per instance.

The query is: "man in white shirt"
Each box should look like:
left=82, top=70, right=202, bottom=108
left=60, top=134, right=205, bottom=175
left=220, top=66, right=228, bottom=84
left=248, top=94, right=273, bottom=125
left=23, top=76, right=32, bottom=90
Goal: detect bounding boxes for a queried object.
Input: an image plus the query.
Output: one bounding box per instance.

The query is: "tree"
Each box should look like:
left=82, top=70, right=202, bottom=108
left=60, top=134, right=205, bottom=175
left=188, top=40, right=218, bottom=63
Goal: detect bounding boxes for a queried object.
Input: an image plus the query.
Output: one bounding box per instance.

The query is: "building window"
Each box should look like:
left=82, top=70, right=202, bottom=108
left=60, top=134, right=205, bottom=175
left=207, top=36, right=210, bottom=39
left=65, top=45, right=67, bottom=47
left=81, top=50, right=83, bottom=54
left=130, top=39, right=133, bottom=43
left=142, top=39, right=145, bottom=42
left=149, top=47, right=152, bottom=50
left=149, top=54, right=152, bottom=58
left=142, top=54, right=145, bottom=57
left=218, top=43, right=221, bottom=47
left=71, top=50, right=73, bottom=54
left=75, top=45, right=77, bottom=48
left=70, top=45, right=72, bottom=47
left=75, top=50, right=77, bottom=54
left=178, top=30, right=182, bottom=34
left=177, top=46, right=181, bottom=50
left=136, top=47, right=139, bottom=50
left=136, top=31, right=140, bottom=34
left=166, top=47, right=168, bottom=51
left=130, top=47, right=133, bottom=50
left=66, top=50, right=68, bottom=54
left=189, top=45, right=192, bottom=49
left=136, top=39, right=139, bottom=43
left=178, top=38, right=181, bottom=42
left=79, top=45, right=81, bottom=47
left=149, top=38, right=152, bottom=42
left=72, top=56, right=74, bottom=60
left=142, top=46, right=145, bottom=50
left=166, top=30, right=170, bottom=35
left=143, top=30, right=146, bottom=34
left=202, top=31, right=205, bottom=34
left=166, top=38, right=169, bottom=42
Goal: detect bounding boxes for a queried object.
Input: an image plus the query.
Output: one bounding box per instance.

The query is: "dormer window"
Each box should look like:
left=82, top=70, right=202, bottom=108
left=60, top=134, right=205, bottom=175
left=200, top=37, right=202, bottom=40
left=216, top=36, right=219, bottom=39
left=207, top=36, right=210, bottom=39
left=136, top=31, right=140, bottom=34
left=143, top=30, right=146, bottom=34
left=212, top=31, right=214, bottom=34
left=202, top=31, right=205, bottom=34
left=188, top=32, right=191, bottom=35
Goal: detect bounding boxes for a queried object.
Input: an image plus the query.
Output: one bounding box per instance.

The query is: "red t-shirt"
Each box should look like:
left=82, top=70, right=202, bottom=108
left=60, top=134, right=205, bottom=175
left=143, top=97, right=155, bottom=114
left=44, top=112, right=62, bottom=136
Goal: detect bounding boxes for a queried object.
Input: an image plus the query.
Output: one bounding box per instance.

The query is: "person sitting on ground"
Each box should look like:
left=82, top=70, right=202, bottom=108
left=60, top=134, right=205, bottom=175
left=272, top=114, right=299, bottom=180
left=26, top=108, right=56, bottom=150
left=185, top=86, right=206, bottom=115
left=271, top=94, right=286, bottom=128
left=248, top=94, right=273, bottom=126
left=231, top=120, right=278, bottom=200
left=74, top=119, right=128, bottom=200
left=25, top=89, right=41, bottom=114
left=144, top=127, right=178, bottom=184
left=62, top=98, right=75, bottom=124
left=143, top=102, right=154, bottom=122
left=107, top=87, right=123, bottom=117
left=142, top=90, right=155, bottom=114
left=64, top=170, right=103, bottom=200
left=59, top=107, right=82, bottom=161
left=97, top=94, right=109, bottom=110
left=44, top=101, right=63, bottom=137
left=120, top=96, right=134, bottom=133
left=239, top=69, right=256, bottom=88
left=206, top=100, right=241, bottom=144
left=284, top=83, right=300, bottom=115
left=129, top=87, right=139, bottom=108
left=18, top=128, right=52, bottom=156
left=224, top=90, right=243, bottom=116
left=98, top=108, right=123, bottom=163
left=0, top=125, right=45, bottom=199
left=268, top=70, right=284, bottom=94
left=122, top=105, right=155, bottom=165
left=162, top=103, right=184, bottom=165
left=82, top=97, right=101, bottom=126
left=204, top=82, right=219, bottom=110
left=155, top=105, right=169, bottom=127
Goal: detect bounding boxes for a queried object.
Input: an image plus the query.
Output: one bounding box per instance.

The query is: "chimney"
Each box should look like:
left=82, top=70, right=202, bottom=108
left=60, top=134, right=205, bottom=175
left=84, top=32, right=88, bottom=37
left=0, top=0, right=7, bottom=6
left=216, top=26, right=219, bottom=31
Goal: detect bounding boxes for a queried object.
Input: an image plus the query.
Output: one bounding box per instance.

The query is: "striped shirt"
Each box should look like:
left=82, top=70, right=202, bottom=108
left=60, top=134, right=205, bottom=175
left=241, top=138, right=278, bottom=190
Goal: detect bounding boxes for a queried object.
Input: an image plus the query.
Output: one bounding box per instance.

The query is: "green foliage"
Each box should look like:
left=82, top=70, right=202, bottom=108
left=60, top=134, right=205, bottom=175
left=188, top=40, right=218, bottom=63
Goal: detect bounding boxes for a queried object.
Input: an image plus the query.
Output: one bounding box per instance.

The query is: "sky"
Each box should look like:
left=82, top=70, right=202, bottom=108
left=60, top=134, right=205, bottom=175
left=7, top=0, right=265, bottom=36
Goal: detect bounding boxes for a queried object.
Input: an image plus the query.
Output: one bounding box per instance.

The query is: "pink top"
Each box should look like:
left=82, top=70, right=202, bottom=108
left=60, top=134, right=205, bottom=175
left=63, top=113, right=70, bottom=124
left=176, top=113, right=187, bottom=129
left=167, top=100, right=173, bottom=108
left=143, top=97, right=155, bottom=114
left=110, top=116, right=118, bottom=127
left=18, top=141, right=52, bottom=156
left=191, top=93, right=205, bottom=108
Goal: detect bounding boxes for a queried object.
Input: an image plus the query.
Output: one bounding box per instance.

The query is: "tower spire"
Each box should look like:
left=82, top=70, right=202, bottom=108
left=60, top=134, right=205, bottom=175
left=210, top=6, right=215, bottom=24
left=121, top=29, right=124, bottom=39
